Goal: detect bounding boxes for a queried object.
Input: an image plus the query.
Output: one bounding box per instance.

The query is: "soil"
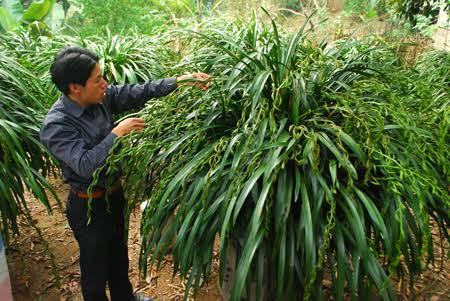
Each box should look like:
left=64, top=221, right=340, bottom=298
left=6, top=176, right=450, bottom=301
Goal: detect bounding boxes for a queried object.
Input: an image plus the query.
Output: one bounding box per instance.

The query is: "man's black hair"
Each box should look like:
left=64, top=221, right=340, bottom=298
left=50, top=46, right=99, bottom=95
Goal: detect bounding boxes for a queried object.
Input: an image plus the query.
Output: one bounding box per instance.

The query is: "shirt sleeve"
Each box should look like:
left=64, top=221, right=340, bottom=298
left=105, top=77, right=177, bottom=114
left=40, top=120, right=117, bottom=179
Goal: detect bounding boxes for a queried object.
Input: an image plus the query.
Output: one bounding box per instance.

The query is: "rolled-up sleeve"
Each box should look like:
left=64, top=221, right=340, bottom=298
left=106, top=77, right=177, bottom=114
left=40, top=121, right=116, bottom=178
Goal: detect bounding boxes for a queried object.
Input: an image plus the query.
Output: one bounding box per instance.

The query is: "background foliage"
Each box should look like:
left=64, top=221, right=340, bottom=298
left=388, top=0, right=449, bottom=25
left=0, top=0, right=68, bottom=35
left=64, top=0, right=166, bottom=36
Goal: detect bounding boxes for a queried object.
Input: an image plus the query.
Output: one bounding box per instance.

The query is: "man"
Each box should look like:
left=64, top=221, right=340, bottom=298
left=40, top=47, right=209, bottom=301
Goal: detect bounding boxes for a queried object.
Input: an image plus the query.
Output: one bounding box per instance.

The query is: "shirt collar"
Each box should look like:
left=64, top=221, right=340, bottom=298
left=61, top=94, right=86, bottom=118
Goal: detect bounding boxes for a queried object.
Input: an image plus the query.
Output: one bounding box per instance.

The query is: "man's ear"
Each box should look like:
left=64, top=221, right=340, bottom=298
left=68, top=83, right=81, bottom=95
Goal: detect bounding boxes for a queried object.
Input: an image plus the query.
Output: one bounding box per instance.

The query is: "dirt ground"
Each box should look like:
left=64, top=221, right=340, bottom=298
left=5, top=176, right=450, bottom=301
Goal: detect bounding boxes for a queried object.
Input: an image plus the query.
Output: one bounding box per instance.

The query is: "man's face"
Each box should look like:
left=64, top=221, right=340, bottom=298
left=76, top=63, right=108, bottom=105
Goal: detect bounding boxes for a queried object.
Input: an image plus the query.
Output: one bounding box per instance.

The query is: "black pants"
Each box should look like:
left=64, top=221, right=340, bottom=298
left=66, top=188, right=133, bottom=301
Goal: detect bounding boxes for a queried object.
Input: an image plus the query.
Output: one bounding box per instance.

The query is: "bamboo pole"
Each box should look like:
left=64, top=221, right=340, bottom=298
left=198, top=0, right=203, bottom=19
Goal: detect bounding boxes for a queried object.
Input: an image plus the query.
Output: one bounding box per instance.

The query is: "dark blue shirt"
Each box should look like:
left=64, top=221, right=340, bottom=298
left=40, top=78, right=177, bottom=191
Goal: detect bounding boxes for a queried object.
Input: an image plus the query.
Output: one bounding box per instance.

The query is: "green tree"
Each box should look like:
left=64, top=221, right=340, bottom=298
left=388, top=0, right=449, bottom=25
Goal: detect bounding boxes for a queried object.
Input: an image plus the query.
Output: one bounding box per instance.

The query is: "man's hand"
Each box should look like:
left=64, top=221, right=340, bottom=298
left=176, top=72, right=210, bottom=90
left=112, top=118, right=146, bottom=137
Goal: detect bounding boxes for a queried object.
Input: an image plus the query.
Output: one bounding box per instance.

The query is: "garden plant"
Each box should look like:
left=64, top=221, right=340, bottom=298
left=92, top=13, right=450, bottom=301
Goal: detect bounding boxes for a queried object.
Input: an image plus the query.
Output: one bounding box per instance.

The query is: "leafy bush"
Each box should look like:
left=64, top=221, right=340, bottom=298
left=343, top=0, right=381, bottom=19
left=79, top=29, right=175, bottom=84
left=64, top=0, right=185, bottom=37
left=277, top=0, right=302, bottom=11
left=415, top=49, right=450, bottom=87
left=388, top=0, right=449, bottom=25
left=0, top=43, right=59, bottom=242
left=94, top=15, right=449, bottom=300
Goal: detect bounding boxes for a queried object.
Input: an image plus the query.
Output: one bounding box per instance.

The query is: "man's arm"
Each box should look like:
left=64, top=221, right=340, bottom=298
left=105, top=73, right=210, bottom=115
left=40, top=118, right=146, bottom=179
left=40, top=121, right=117, bottom=179
left=106, top=78, right=177, bottom=115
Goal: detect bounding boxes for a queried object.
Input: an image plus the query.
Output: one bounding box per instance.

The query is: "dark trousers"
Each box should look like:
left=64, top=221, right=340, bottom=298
left=66, top=188, right=133, bottom=301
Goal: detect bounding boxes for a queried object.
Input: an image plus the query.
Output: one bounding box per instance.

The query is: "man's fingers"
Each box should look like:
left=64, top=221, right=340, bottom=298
left=198, top=82, right=209, bottom=90
left=131, top=119, right=146, bottom=129
left=127, top=118, right=146, bottom=126
left=113, top=117, right=147, bottom=137
left=191, top=73, right=211, bottom=90
left=196, top=73, right=210, bottom=81
left=129, top=117, right=145, bottom=122
left=177, top=73, right=211, bottom=89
